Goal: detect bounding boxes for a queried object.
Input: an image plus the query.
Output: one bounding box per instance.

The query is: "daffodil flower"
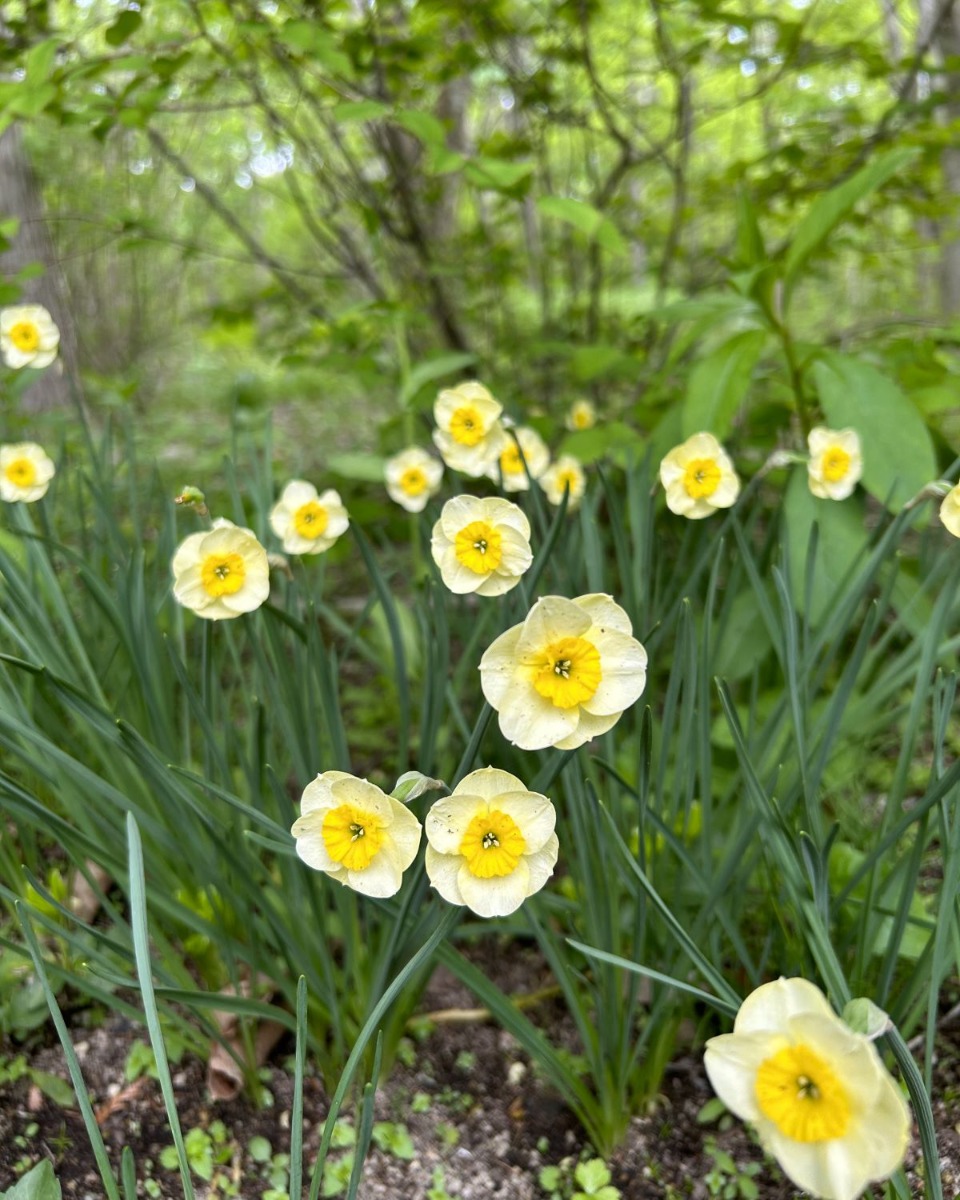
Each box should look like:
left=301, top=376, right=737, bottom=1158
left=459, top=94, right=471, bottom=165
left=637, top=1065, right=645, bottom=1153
left=424, top=767, right=558, bottom=917
left=704, top=977, right=910, bottom=1200
left=430, top=495, right=533, bottom=597
left=172, top=518, right=270, bottom=620
left=486, top=426, right=550, bottom=492
left=432, top=381, right=508, bottom=477
left=539, top=456, right=587, bottom=509
left=480, top=594, right=648, bottom=750
left=270, top=480, right=349, bottom=555
left=660, top=432, right=740, bottom=519
left=0, top=442, right=55, bottom=503
left=940, top=482, right=960, bottom=538
left=565, top=399, right=596, bottom=432
left=807, top=427, right=863, bottom=501
left=292, top=771, right=422, bottom=898
left=0, top=305, right=60, bottom=370
left=384, top=446, right=444, bottom=513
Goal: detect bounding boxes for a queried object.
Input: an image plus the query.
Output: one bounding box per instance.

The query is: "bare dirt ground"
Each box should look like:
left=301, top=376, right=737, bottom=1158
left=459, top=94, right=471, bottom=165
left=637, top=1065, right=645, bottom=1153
left=1, top=953, right=958, bottom=1199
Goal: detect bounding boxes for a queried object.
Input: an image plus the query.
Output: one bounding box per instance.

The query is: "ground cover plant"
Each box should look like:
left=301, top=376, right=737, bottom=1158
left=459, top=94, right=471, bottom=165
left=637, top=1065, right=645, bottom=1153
left=2, top=2, right=960, bottom=1198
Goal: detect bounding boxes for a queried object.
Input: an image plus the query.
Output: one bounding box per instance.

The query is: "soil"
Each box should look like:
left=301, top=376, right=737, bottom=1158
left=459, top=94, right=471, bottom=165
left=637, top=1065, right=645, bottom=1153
left=1, top=951, right=958, bottom=1200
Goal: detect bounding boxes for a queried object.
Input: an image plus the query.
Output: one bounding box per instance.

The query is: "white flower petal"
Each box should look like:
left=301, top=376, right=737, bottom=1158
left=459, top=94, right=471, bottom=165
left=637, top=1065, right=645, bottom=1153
left=457, top=857, right=531, bottom=917
left=494, top=792, right=556, bottom=853
left=424, top=845, right=465, bottom=906
left=425, top=793, right=489, bottom=855
left=496, top=682, right=580, bottom=750
left=453, top=767, right=528, bottom=804
left=478, top=625, right=524, bottom=708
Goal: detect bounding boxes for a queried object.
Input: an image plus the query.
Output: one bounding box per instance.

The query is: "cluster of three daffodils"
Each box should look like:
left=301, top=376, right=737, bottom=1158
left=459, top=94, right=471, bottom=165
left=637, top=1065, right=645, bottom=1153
left=291, top=767, right=558, bottom=918
left=387, top=382, right=587, bottom=513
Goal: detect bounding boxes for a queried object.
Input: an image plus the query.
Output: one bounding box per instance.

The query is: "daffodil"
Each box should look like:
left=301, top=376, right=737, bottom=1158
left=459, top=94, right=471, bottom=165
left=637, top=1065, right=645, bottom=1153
left=480, top=594, right=648, bottom=751
left=430, top=495, right=533, bottom=597
left=0, top=442, right=55, bottom=503
left=432, top=381, right=508, bottom=477
left=269, top=480, right=349, bottom=555
left=424, top=767, right=558, bottom=917
left=0, top=305, right=60, bottom=370
left=292, top=771, right=421, bottom=898
left=660, top=432, right=740, bottom=519
left=384, top=446, right=444, bottom=513
left=807, top=427, right=863, bottom=501
left=565, top=399, right=596, bottom=431
left=172, top=518, right=270, bottom=620
left=539, top=456, right=587, bottom=510
left=940, top=483, right=960, bottom=538
left=704, top=978, right=910, bottom=1200
left=486, top=426, right=550, bottom=492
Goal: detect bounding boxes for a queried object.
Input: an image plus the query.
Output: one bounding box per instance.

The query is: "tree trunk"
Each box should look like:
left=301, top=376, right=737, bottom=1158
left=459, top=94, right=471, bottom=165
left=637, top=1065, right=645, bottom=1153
left=0, top=122, right=80, bottom=411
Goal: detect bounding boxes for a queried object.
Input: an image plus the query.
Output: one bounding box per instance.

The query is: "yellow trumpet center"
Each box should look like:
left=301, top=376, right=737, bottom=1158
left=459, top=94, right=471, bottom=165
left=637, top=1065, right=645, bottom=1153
left=454, top=519, right=503, bottom=574
left=755, top=1044, right=851, bottom=1143
left=459, top=808, right=526, bottom=878
left=399, top=467, right=427, bottom=497
left=293, top=500, right=329, bottom=539
left=322, top=803, right=384, bottom=871
left=4, top=457, right=37, bottom=488
left=9, top=322, right=40, bottom=353
left=200, top=552, right=246, bottom=598
left=500, top=443, right=526, bottom=475
left=449, top=406, right=485, bottom=447
left=821, top=446, right=852, bottom=483
left=683, top=457, right=721, bottom=499
left=531, top=635, right=602, bottom=709
left=571, top=405, right=594, bottom=430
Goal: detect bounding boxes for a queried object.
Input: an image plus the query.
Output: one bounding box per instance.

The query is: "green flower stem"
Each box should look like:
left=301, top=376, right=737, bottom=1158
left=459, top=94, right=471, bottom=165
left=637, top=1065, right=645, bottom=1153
left=307, top=903, right=462, bottom=1200
left=885, top=1023, right=943, bottom=1200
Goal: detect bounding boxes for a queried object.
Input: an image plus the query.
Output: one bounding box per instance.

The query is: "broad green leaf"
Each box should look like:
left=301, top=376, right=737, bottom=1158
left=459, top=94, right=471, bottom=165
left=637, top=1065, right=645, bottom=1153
left=399, top=352, right=476, bottom=406
left=782, top=466, right=867, bottom=623
left=812, top=352, right=936, bottom=511
left=426, top=146, right=465, bottom=176
left=26, top=40, right=60, bottom=82
left=104, top=11, right=141, bottom=46
left=537, top=197, right=625, bottom=252
left=332, top=100, right=389, bottom=123
left=464, top=157, right=534, bottom=192
left=569, top=344, right=635, bottom=382
left=557, top=422, right=641, bottom=465
left=681, top=328, right=766, bottom=438
left=276, top=22, right=353, bottom=76
left=0, top=1160, right=61, bottom=1200
left=784, top=147, right=920, bottom=286
left=327, top=452, right=386, bottom=483
left=393, top=110, right=447, bottom=147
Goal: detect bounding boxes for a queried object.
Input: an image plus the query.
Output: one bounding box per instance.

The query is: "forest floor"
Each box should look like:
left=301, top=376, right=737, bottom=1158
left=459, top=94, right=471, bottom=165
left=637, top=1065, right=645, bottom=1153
left=1, top=947, right=958, bottom=1199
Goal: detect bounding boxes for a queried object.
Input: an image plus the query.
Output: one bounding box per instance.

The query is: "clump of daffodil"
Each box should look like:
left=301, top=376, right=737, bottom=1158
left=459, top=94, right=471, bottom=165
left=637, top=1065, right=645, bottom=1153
left=539, top=455, right=587, bottom=510
left=171, top=518, right=270, bottom=620
left=0, top=442, right=55, bottom=503
left=269, top=480, right=349, bottom=555
left=660, top=431, right=740, bottom=519
left=807, top=427, right=863, bottom=501
left=704, top=977, right=910, bottom=1200
left=424, top=767, right=558, bottom=917
left=291, top=771, right=422, bottom=898
left=432, top=381, right=508, bottom=477
left=486, top=426, right=550, bottom=492
left=430, top=495, right=533, bottom=597
left=940, top=482, right=960, bottom=537
left=0, top=304, right=60, bottom=370
left=565, top=399, right=596, bottom=431
left=384, top=446, right=444, bottom=513
left=480, top=594, right=647, bottom=750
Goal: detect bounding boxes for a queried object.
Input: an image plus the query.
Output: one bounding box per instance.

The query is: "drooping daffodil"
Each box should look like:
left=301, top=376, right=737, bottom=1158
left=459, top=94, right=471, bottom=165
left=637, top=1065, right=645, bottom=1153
left=384, top=446, right=444, bottom=513
left=807, top=427, right=863, bottom=501
left=432, top=381, right=508, bottom=477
